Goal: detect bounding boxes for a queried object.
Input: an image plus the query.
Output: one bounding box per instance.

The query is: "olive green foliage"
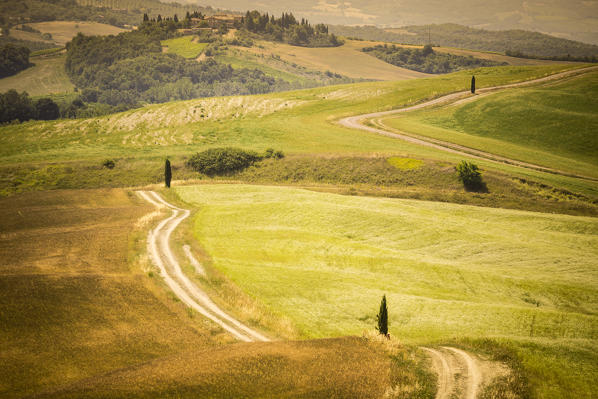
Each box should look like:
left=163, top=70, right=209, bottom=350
left=186, top=147, right=263, bottom=175
left=66, top=25, right=288, bottom=107
left=164, top=158, right=172, bottom=188
left=243, top=10, right=342, bottom=48
left=0, top=44, right=30, bottom=78
left=362, top=44, right=505, bottom=73
left=102, top=159, right=115, bottom=169
left=456, top=160, right=484, bottom=190
left=376, top=295, right=388, bottom=336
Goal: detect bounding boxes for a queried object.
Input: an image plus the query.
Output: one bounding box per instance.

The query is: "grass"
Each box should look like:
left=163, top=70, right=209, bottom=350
left=34, top=337, right=398, bottom=398
left=381, top=70, right=598, bottom=178
left=0, top=53, right=74, bottom=96
left=0, top=189, right=224, bottom=398
left=2, top=63, right=596, bottom=206
left=26, top=21, right=128, bottom=46
left=215, top=51, right=311, bottom=84
left=161, top=36, right=208, bottom=59
left=175, top=183, right=598, bottom=398
left=1, top=188, right=431, bottom=398
left=235, top=39, right=430, bottom=80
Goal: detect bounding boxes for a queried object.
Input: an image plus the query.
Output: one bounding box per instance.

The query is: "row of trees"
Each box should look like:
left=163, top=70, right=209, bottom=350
left=362, top=44, right=505, bottom=74
left=0, top=90, right=60, bottom=123
left=242, top=11, right=342, bottom=47
left=0, top=44, right=31, bottom=78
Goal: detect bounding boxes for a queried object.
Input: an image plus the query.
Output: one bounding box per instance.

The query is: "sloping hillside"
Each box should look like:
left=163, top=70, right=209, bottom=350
left=331, top=24, right=598, bottom=57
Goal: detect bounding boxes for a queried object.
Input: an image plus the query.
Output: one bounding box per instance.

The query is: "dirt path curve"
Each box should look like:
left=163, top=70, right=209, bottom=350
left=422, top=346, right=488, bottom=399
left=138, top=190, right=270, bottom=343
left=339, top=65, right=598, bottom=181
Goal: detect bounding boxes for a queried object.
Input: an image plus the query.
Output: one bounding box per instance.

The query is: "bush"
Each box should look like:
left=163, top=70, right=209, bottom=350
left=102, top=159, right=115, bottom=169
left=456, top=160, right=484, bottom=190
left=186, top=147, right=262, bottom=175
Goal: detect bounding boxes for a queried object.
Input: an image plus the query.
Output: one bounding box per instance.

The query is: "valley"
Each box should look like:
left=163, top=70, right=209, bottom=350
left=1, top=2, right=597, bottom=398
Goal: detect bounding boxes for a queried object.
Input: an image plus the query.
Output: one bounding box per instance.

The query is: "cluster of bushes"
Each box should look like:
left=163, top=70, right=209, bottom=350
left=362, top=44, right=505, bottom=74
left=242, top=11, right=342, bottom=48
left=65, top=28, right=291, bottom=107
left=0, top=44, right=31, bottom=78
left=0, top=90, right=60, bottom=123
left=186, top=147, right=284, bottom=175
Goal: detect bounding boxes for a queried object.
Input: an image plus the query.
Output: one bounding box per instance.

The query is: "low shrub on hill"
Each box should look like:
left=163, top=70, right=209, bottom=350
left=187, top=148, right=263, bottom=175
left=456, top=160, right=486, bottom=191
left=187, top=147, right=285, bottom=175
left=362, top=44, right=505, bottom=74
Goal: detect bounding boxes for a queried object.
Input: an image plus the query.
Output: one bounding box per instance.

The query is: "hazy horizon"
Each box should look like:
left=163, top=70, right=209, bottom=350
left=169, top=0, right=598, bottom=44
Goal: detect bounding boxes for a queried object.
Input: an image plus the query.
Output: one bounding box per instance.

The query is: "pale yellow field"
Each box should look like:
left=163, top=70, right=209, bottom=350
left=0, top=54, right=74, bottom=96
left=234, top=39, right=430, bottom=80
left=26, top=21, right=128, bottom=45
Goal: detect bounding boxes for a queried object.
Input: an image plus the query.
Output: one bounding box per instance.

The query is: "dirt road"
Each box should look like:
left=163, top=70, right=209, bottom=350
left=422, top=346, right=506, bottom=399
left=339, top=66, right=598, bottom=181
left=138, top=190, right=269, bottom=342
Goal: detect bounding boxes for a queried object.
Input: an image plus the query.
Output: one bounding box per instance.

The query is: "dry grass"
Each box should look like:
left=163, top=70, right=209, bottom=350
left=0, top=189, right=222, bottom=398
left=0, top=53, right=74, bottom=96
left=235, top=39, right=430, bottom=80
left=34, top=337, right=393, bottom=398
left=26, top=21, right=128, bottom=45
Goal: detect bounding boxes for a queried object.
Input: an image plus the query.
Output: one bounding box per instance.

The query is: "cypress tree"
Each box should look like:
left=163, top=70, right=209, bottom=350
left=165, top=159, right=172, bottom=188
left=471, top=75, right=476, bottom=94
left=376, top=294, right=389, bottom=336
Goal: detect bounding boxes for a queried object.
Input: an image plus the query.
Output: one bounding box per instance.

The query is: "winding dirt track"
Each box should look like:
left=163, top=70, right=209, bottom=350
left=138, top=190, right=269, bottom=343
left=138, top=191, right=502, bottom=398
left=339, top=65, right=598, bottom=181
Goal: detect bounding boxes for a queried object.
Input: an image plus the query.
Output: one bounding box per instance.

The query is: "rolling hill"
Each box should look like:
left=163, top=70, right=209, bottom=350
left=330, top=24, right=598, bottom=58
left=380, top=69, right=598, bottom=177
left=175, top=183, right=598, bottom=399
left=179, top=0, right=598, bottom=45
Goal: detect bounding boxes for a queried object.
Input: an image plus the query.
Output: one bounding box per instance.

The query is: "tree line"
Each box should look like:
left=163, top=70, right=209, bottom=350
left=241, top=11, right=342, bottom=47
left=362, top=44, right=506, bottom=74
left=0, top=90, right=60, bottom=123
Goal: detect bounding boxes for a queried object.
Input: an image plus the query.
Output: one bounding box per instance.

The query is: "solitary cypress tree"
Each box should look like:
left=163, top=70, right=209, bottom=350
left=376, top=294, right=389, bottom=336
left=471, top=75, right=476, bottom=94
left=165, top=159, right=172, bottom=188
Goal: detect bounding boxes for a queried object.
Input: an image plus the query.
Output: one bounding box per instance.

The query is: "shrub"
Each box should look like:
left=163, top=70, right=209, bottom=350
left=456, top=160, right=483, bottom=190
left=102, top=159, right=115, bottom=169
left=376, top=294, right=389, bottom=336
left=186, top=147, right=262, bottom=175
left=165, top=159, right=172, bottom=188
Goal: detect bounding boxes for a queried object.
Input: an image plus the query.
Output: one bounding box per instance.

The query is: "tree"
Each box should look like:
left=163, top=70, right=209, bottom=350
left=456, top=160, right=484, bottom=190
left=471, top=75, right=476, bottom=94
left=376, top=294, right=389, bottom=337
left=422, top=44, right=434, bottom=56
left=165, top=159, right=172, bottom=188
left=34, top=98, right=60, bottom=120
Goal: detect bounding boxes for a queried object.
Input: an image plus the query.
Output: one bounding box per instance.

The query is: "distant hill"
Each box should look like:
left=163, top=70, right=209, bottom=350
left=171, top=0, right=598, bottom=45
left=330, top=24, right=598, bottom=58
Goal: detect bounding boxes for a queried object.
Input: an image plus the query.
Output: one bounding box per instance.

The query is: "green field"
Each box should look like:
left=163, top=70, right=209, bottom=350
left=381, top=70, right=598, bottom=178
left=176, top=184, right=598, bottom=399
left=161, top=36, right=208, bottom=59
left=0, top=54, right=74, bottom=96
left=2, top=63, right=597, bottom=204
